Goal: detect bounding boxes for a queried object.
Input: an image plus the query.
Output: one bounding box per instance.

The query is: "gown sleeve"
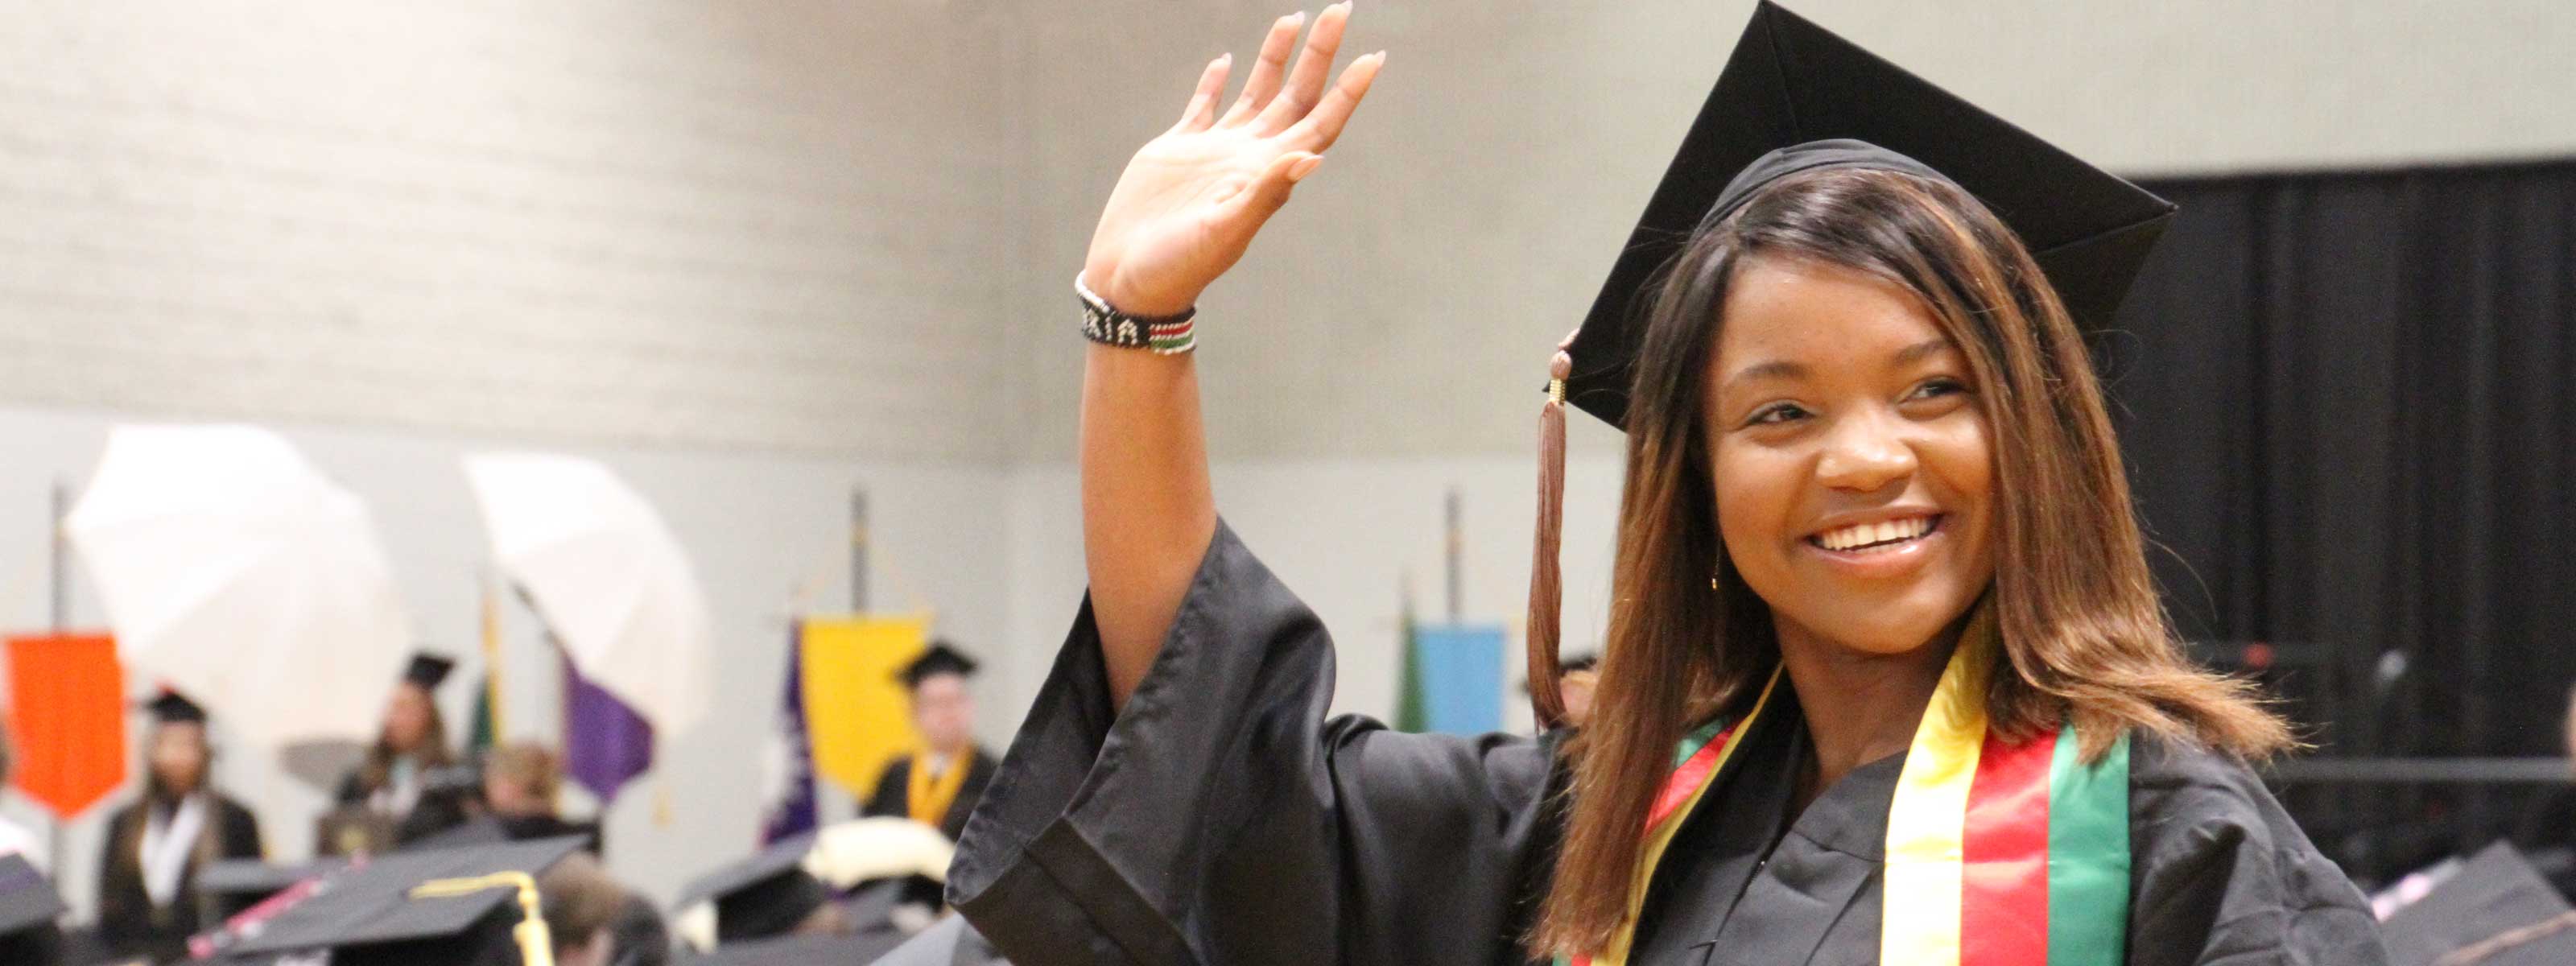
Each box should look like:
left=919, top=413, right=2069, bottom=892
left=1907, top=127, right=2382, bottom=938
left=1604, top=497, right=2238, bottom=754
left=945, top=519, right=1563, bottom=966
left=2124, top=737, right=2390, bottom=966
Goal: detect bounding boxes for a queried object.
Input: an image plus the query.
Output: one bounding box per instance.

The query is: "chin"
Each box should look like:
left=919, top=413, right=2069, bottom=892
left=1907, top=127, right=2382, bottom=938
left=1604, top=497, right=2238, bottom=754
left=1784, top=587, right=1983, bottom=658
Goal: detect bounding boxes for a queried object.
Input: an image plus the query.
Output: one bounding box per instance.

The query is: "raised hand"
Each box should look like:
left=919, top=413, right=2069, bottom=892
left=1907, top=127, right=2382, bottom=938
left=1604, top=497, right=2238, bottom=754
left=1081, top=3, right=1385, bottom=318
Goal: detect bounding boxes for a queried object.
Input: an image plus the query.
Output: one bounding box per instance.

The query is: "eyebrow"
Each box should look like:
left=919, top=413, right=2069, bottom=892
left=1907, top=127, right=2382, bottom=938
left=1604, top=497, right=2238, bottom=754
left=1720, top=337, right=1959, bottom=390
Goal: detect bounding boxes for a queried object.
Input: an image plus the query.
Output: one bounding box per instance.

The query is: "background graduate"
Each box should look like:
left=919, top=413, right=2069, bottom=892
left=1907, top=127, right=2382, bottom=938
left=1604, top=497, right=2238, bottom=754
left=93, top=691, right=262, bottom=962
left=943, top=3, right=2387, bottom=964
left=333, top=652, right=474, bottom=845
left=865, top=642, right=997, bottom=843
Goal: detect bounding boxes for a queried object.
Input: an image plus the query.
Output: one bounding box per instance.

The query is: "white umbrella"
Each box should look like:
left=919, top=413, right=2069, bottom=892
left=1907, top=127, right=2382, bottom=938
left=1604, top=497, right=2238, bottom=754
left=64, top=424, right=411, bottom=745
left=461, top=453, right=711, bottom=735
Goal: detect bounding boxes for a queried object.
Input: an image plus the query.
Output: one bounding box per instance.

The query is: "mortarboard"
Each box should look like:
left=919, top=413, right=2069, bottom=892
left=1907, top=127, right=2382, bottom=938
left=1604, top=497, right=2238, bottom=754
left=1561, top=0, right=2178, bottom=430
left=146, top=689, right=208, bottom=724
left=406, top=652, right=458, bottom=690
left=2382, top=842, right=2576, bottom=966
left=0, top=854, right=66, bottom=958
left=895, top=642, right=980, bottom=691
left=677, top=834, right=833, bottom=944
left=218, top=835, right=587, bottom=965
left=1524, top=0, right=2177, bottom=729
left=680, top=931, right=911, bottom=965
left=196, top=856, right=349, bottom=904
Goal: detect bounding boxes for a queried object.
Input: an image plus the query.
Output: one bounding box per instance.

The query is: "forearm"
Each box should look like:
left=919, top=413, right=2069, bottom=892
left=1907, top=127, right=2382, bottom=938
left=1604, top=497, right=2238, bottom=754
left=1080, top=343, right=1216, bottom=711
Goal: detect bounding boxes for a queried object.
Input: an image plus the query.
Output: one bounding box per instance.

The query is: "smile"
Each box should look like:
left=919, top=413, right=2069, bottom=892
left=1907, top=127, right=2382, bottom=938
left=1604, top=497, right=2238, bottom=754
left=1806, top=514, right=1942, bottom=554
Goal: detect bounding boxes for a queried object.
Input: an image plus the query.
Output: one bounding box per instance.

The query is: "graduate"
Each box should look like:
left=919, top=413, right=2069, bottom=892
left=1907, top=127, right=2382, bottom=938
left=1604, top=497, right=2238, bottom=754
left=943, top=3, right=2387, bottom=964
left=335, top=652, right=476, bottom=845
left=94, top=691, right=263, bottom=962
left=864, top=643, right=998, bottom=843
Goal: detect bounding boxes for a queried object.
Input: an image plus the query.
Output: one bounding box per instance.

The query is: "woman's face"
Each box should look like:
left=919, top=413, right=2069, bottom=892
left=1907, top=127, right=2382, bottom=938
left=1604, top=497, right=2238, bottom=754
left=382, top=683, right=432, bottom=752
left=1703, top=255, right=1996, bottom=657
left=148, top=722, right=209, bottom=793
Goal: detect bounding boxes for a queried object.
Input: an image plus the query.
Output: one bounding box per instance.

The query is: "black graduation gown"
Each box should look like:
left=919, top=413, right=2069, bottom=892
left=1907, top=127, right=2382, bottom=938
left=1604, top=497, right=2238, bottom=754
left=94, top=792, right=264, bottom=960
left=332, top=763, right=474, bottom=845
left=866, top=750, right=999, bottom=843
left=947, top=521, right=2388, bottom=965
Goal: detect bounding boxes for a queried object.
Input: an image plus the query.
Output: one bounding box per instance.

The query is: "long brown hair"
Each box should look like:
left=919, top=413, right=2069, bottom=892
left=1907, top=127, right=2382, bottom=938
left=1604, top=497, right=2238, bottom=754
left=1529, top=167, right=2291, bottom=956
left=357, top=683, right=456, bottom=794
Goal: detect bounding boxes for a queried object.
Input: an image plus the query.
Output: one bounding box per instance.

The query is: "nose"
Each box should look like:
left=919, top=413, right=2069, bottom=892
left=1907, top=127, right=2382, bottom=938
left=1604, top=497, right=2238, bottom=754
left=1814, top=407, right=1918, bottom=493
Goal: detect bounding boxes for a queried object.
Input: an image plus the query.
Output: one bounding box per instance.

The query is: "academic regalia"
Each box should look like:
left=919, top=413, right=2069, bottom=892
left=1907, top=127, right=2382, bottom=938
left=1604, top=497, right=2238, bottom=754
left=955, top=2, right=2388, bottom=963
left=865, top=753, right=998, bottom=844
left=865, top=645, right=1000, bottom=842
left=0, top=853, right=67, bottom=966
left=866, top=914, right=1009, bottom=966
left=949, top=522, right=2384, bottom=964
left=206, top=836, right=588, bottom=966
left=332, top=653, right=476, bottom=846
left=677, top=834, right=837, bottom=946
left=94, top=693, right=266, bottom=963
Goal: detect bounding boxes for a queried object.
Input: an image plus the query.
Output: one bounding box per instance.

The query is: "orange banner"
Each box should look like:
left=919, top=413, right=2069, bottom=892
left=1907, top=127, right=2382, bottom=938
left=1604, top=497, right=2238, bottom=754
left=6, top=632, right=128, bottom=819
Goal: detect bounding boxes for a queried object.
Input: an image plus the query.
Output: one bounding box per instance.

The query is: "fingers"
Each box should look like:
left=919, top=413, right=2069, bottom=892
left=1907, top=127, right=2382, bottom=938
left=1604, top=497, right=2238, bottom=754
left=1173, top=54, right=1233, bottom=132
left=1220, top=12, right=1305, bottom=127
left=1283, top=51, right=1382, bottom=151
left=1253, top=2, right=1352, bottom=135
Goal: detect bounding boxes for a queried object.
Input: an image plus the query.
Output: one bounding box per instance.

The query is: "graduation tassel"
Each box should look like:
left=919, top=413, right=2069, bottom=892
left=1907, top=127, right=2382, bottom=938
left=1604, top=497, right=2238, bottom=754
left=1525, top=346, right=1574, bottom=732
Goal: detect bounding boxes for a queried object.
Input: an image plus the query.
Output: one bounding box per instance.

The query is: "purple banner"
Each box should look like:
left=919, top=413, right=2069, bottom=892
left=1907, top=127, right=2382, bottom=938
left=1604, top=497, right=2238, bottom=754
left=562, top=655, right=655, bottom=802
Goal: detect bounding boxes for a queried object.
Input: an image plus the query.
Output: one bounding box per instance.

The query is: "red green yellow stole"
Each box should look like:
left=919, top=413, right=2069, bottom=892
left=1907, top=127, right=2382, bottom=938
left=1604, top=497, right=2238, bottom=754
left=1565, top=610, right=2132, bottom=965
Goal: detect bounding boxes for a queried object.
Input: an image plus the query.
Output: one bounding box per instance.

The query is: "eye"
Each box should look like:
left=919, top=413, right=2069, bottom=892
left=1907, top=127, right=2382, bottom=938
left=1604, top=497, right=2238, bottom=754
left=1907, top=377, right=1969, bottom=401
left=1747, top=402, right=1810, bottom=426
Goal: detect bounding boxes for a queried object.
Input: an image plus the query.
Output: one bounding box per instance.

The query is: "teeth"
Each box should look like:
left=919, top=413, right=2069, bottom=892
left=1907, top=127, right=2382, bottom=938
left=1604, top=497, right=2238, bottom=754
left=1815, top=516, right=1933, bottom=551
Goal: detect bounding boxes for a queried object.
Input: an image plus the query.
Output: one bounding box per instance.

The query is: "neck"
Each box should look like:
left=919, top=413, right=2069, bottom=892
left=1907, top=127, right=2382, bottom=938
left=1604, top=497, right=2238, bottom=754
left=1775, top=617, right=1963, bottom=795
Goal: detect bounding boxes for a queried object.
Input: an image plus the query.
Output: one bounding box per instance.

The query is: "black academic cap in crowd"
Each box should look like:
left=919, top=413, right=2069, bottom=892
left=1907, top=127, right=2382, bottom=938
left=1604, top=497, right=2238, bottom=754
left=405, top=652, right=458, bottom=690
left=1563, top=0, right=2178, bottom=429
left=677, top=834, right=832, bottom=944
left=146, top=689, right=208, bottom=724
left=681, top=931, right=910, bottom=965
left=2382, top=841, right=2576, bottom=966
left=895, top=642, right=979, bottom=690
left=195, top=856, right=349, bottom=903
left=220, top=836, right=588, bottom=964
left=0, top=854, right=65, bottom=941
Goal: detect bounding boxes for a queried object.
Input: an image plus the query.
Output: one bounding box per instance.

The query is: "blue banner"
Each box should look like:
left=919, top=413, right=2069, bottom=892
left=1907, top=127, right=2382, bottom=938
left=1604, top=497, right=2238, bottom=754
left=1410, top=623, right=1506, bottom=734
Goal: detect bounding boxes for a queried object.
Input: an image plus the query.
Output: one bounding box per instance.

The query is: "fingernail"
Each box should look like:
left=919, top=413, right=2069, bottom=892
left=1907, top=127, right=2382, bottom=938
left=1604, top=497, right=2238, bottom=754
left=1288, top=155, right=1325, bottom=183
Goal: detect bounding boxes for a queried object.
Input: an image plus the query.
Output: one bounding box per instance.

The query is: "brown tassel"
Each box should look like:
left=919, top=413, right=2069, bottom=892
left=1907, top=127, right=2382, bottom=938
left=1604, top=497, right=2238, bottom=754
left=1526, top=347, right=1575, bottom=731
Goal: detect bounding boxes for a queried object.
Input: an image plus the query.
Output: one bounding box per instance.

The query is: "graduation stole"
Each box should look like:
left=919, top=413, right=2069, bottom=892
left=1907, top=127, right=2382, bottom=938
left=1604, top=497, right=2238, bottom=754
left=907, top=752, right=972, bottom=827
left=1567, top=609, right=2133, bottom=966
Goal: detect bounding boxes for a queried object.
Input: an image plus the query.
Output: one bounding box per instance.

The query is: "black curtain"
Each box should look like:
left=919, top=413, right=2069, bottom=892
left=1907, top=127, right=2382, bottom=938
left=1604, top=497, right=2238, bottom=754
left=2105, top=160, right=2576, bottom=878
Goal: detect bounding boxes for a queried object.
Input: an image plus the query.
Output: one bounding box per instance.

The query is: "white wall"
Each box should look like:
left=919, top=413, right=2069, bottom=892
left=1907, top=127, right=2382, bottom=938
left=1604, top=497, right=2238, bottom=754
left=0, top=0, right=1020, bottom=460
left=0, top=406, right=1013, bottom=911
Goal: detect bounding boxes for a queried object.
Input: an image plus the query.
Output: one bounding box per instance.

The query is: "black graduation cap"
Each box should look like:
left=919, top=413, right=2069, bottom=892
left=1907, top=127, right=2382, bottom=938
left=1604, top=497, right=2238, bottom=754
left=2382, top=841, right=2576, bottom=966
left=895, top=642, right=979, bottom=691
left=146, top=689, right=208, bottom=724
left=679, top=931, right=910, bottom=965
left=1563, top=0, right=2178, bottom=429
left=196, top=856, right=349, bottom=903
left=406, top=652, right=459, bottom=690
left=677, top=834, right=832, bottom=944
left=220, top=835, right=588, bottom=964
left=0, top=854, right=66, bottom=956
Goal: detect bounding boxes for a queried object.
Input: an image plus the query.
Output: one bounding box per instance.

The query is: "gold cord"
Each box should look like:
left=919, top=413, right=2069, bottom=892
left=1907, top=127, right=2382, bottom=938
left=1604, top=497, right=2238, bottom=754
left=410, top=872, right=554, bottom=966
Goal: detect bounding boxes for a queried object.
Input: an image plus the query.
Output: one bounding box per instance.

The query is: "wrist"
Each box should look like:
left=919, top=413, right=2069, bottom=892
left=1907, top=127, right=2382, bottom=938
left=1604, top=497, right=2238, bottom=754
left=1082, top=265, right=1199, bottom=319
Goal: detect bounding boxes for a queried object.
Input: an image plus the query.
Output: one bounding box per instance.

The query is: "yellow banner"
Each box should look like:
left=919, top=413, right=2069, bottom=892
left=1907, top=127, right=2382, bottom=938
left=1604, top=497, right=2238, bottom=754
left=799, top=615, right=928, bottom=799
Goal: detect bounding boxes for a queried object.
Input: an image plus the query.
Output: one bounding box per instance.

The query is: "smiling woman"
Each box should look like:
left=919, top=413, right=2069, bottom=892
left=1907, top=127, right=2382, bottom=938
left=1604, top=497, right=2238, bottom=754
left=942, top=3, right=2388, bottom=965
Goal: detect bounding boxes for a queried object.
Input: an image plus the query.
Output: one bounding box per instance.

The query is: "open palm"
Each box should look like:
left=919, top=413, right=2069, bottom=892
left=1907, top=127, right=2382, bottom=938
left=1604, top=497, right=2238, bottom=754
left=1083, top=3, right=1385, bottom=318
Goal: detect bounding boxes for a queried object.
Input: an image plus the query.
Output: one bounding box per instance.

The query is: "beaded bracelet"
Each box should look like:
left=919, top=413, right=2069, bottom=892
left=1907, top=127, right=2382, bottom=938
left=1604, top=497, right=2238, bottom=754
left=1076, top=274, right=1197, bottom=355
